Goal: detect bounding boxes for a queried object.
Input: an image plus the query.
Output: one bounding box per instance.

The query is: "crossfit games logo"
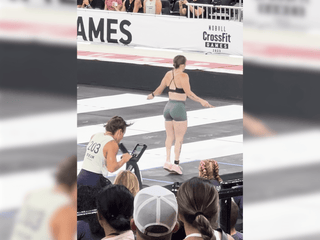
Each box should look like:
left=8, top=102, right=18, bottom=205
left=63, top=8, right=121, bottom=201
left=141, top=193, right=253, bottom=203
left=203, top=25, right=231, bottom=53
left=77, top=16, right=132, bottom=44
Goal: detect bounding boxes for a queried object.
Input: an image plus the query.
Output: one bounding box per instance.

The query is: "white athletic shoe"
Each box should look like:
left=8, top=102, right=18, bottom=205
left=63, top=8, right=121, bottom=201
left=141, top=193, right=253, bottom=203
left=171, top=164, right=183, bottom=175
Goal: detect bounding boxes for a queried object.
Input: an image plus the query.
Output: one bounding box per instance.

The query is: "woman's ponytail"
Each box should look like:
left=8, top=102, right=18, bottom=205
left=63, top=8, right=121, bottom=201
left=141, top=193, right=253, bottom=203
left=177, top=177, right=220, bottom=240
left=193, top=214, right=216, bottom=240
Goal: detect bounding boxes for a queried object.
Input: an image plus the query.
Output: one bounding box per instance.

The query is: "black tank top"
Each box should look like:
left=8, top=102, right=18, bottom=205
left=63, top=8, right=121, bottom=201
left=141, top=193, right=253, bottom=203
left=125, top=0, right=143, bottom=13
left=168, top=70, right=185, bottom=94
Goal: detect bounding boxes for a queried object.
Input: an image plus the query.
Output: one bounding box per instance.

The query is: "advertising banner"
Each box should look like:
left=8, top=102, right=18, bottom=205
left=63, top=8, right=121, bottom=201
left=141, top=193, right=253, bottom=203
left=77, top=9, right=243, bottom=55
left=245, top=0, right=319, bottom=30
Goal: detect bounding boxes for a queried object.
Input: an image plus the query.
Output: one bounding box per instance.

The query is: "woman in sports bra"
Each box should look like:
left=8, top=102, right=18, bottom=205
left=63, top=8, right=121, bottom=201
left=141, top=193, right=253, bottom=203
left=177, top=177, right=234, bottom=240
left=147, top=55, right=214, bottom=174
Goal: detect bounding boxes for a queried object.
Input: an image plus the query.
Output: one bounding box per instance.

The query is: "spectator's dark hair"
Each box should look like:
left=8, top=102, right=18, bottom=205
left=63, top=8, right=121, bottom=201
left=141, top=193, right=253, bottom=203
left=96, top=184, right=134, bottom=232
left=77, top=185, right=105, bottom=237
left=173, top=55, right=187, bottom=69
left=104, top=116, right=132, bottom=135
left=177, top=177, right=219, bottom=240
left=230, top=200, right=239, bottom=230
left=55, top=155, right=77, bottom=190
left=77, top=185, right=99, bottom=212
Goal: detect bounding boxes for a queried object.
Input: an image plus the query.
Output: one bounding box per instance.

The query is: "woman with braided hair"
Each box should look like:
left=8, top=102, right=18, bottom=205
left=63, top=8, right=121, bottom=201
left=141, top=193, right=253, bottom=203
left=177, top=177, right=234, bottom=240
left=199, top=160, right=243, bottom=235
left=198, top=159, right=223, bottom=191
left=199, top=159, right=223, bottom=182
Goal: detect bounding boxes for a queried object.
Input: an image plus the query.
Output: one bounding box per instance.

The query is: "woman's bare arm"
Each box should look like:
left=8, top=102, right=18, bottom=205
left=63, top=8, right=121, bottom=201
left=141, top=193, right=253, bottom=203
left=181, top=74, right=214, bottom=107
left=147, top=72, right=169, bottom=99
left=181, top=74, right=204, bottom=102
left=243, top=113, right=275, bottom=136
left=179, top=0, right=187, bottom=15
left=133, top=0, right=141, bottom=12
left=116, top=3, right=122, bottom=10
left=103, top=141, right=131, bottom=172
left=156, top=0, right=162, bottom=14
left=50, top=205, right=76, bottom=240
left=121, top=0, right=126, bottom=11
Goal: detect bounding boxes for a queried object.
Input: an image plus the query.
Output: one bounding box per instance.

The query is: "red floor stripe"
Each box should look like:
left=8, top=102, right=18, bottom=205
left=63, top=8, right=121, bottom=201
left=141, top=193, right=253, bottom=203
left=244, top=42, right=320, bottom=60
left=77, top=50, right=243, bottom=71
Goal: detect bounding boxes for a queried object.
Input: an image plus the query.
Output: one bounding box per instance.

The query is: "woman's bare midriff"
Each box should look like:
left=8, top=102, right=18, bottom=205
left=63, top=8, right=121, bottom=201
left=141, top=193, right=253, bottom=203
left=168, top=92, right=187, bottom=101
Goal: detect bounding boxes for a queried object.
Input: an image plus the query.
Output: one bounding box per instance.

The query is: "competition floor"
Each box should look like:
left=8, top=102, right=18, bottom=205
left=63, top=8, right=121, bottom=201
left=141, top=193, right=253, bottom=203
left=77, top=85, right=243, bottom=186
left=77, top=35, right=244, bottom=185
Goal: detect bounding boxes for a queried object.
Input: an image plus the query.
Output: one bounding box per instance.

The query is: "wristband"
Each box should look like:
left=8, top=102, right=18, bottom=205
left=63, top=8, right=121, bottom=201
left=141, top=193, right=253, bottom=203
left=151, top=92, right=154, bottom=97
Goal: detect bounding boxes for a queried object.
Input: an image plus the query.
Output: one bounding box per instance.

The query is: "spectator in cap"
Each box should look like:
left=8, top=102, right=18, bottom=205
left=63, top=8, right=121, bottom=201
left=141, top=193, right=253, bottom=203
left=131, top=185, right=180, bottom=240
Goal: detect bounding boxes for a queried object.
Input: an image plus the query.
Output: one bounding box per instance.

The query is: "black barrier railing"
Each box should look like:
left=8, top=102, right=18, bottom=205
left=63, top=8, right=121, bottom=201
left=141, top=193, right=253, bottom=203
left=219, top=186, right=243, bottom=234
left=167, top=176, right=243, bottom=235
left=126, top=160, right=143, bottom=190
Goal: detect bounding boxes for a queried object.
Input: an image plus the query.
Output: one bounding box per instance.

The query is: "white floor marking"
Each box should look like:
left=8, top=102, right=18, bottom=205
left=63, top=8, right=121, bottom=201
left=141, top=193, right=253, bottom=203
left=0, top=110, right=76, bottom=150
left=244, top=191, right=320, bottom=240
left=77, top=135, right=243, bottom=176
left=244, top=129, right=320, bottom=174
left=77, top=105, right=243, bottom=143
left=243, top=129, right=320, bottom=239
left=77, top=93, right=169, bottom=114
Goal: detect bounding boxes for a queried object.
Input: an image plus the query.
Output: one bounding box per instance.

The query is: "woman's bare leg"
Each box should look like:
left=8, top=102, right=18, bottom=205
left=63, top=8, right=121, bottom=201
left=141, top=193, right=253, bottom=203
left=173, top=120, right=188, bottom=161
left=165, top=121, right=175, bottom=162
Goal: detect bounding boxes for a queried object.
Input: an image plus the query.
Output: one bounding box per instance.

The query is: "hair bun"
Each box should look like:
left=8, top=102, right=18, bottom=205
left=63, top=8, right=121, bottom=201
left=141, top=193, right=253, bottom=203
left=110, top=216, right=130, bottom=229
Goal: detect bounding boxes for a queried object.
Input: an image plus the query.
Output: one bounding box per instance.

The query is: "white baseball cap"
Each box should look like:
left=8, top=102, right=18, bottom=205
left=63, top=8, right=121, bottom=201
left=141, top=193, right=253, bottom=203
left=133, top=185, right=178, bottom=237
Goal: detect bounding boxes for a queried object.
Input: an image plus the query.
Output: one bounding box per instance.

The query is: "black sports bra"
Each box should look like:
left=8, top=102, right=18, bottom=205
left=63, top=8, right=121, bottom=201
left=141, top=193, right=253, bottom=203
left=168, top=70, right=185, bottom=94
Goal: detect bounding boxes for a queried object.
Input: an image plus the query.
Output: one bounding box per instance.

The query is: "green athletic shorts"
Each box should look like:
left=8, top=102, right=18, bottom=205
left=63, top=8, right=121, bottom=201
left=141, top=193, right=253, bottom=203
left=163, top=100, right=187, bottom=121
